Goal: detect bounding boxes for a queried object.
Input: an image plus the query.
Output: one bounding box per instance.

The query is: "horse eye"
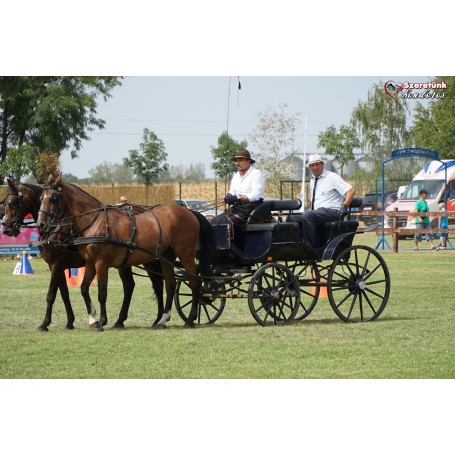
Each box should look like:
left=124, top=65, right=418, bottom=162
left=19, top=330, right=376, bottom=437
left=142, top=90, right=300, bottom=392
left=50, top=193, right=60, bottom=204
left=9, top=198, right=19, bottom=208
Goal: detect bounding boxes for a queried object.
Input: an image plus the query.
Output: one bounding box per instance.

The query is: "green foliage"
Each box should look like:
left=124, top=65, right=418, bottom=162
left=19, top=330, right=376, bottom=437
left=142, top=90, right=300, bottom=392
left=411, top=76, right=455, bottom=158
left=123, top=128, right=169, bottom=185
left=0, top=76, right=122, bottom=182
left=249, top=104, right=301, bottom=197
left=210, top=131, right=247, bottom=179
left=317, top=124, right=359, bottom=177
left=0, top=145, right=35, bottom=182
left=88, top=161, right=136, bottom=184
left=351, top=83, right=412, bottom=179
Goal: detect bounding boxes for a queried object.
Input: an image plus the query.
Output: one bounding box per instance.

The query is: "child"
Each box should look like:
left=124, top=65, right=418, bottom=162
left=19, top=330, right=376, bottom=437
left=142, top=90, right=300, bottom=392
left=435, top=202, right=448, bottom=250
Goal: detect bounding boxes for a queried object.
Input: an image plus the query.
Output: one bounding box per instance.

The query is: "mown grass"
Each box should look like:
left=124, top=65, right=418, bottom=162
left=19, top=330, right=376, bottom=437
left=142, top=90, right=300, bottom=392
left=0, top=232, right=454, bottom=379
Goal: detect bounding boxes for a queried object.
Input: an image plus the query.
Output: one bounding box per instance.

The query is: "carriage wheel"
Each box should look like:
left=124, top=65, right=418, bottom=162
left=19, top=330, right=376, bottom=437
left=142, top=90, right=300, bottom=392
left=327, top=245, right=390, bottom=322
left=248, top=263, right=300, bottom=326
left=286, top=261, right=320, bottom=321
left=175, top=278, right=226, bottom=325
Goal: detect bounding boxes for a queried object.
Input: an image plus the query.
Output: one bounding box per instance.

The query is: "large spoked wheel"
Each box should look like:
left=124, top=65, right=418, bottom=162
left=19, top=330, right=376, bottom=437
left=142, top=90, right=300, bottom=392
left=327, top=245, right=390, bottom=322
left=286, top=261, right=320, bottom=320
left=248, top=263, right=300, bottom=326
left=175, top=278, right=226, bottom=325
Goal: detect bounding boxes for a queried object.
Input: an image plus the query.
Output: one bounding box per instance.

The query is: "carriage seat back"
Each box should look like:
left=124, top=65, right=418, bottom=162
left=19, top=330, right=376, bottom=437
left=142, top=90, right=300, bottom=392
left=247, top=199, right=302, bottom=224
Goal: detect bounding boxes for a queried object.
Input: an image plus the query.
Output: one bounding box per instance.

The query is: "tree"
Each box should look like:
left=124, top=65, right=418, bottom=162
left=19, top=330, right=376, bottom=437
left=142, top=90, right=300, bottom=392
left=35, top=152, right=61, bottom=183
left=0, top=76, right=122, bottom=183
left=317, top=124, right=359, bottom=177
left=0, top=145, right=35, bottom=182
left=123, top=128, right=168, bottom=185
left=210, top=131, right=247, bottom=180
left=411, top=76, right=455, bottom=157
left=185, top=163, right=206, bottom=182
left=248, top=104, right=301, bottom=197
left=88, top=161, right=136, bottom=184
left=351, top=83, right=413, bottom=182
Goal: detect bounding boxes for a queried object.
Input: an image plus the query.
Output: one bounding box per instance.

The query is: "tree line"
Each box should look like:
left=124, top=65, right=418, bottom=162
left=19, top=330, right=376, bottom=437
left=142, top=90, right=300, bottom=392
left=1, top=76, right=454, bottom=193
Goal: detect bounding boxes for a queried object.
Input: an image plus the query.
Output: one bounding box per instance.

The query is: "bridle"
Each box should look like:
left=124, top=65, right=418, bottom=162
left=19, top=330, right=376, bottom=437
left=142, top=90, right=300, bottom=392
left=3, top=185, right=36, bottom=233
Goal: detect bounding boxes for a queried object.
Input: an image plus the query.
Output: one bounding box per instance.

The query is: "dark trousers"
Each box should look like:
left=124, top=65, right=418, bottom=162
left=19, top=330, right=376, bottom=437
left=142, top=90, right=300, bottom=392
left=288, top=208, right=340, bottom=246
left=210, top=200, right=262, bottom=227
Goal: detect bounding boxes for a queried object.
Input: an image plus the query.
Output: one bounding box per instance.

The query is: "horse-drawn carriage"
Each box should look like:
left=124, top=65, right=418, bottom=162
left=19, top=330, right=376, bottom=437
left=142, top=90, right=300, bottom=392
left=175, top=198, right=391, bottom=326
left=3, top=176, right=390, bottom=330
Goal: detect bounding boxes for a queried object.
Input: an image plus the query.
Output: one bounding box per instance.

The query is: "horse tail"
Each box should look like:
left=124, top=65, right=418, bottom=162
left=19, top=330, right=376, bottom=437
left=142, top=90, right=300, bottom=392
left=191, top=211, right=216, bottom=278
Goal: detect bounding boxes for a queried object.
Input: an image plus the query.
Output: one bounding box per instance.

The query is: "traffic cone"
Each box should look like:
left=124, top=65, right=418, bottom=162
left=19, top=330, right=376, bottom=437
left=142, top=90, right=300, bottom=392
left=19, top=250, right=34, bottom=275
left=311, top=271, right=328, bottom=298
left=65, top=268, right=78, bottom=286
left=74, top=267, right=92, bottom=286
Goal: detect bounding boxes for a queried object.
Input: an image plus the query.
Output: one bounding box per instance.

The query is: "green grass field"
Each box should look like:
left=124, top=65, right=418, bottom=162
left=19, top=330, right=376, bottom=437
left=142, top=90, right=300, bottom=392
left=1, top=232, right=454, bottom=379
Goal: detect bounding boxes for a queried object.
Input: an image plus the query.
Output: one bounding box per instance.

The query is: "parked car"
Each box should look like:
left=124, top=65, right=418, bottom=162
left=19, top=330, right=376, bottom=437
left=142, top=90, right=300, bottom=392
left=175, top=199, right=219, bottom=219
left=358, top=190, right=398, bottom=225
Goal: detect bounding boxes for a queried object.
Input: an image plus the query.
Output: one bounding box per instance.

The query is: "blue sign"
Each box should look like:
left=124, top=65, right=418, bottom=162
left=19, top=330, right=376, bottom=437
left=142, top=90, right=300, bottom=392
left=391, top=148, right=439, bottom=160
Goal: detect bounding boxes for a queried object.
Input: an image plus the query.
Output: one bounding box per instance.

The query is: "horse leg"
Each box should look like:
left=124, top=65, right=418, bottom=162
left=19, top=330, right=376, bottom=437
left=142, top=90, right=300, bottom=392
left=80, top=264, right=102, bottom=331
left=96, top=265, right=109, bottom=328
left=145, top=261, right=165, bottom=326
left=37, top=267, right=65, bottom=331
left=58, top=270, right=76, bottom=330
left=180, top=259, right=201, bottom=329
left=112, top=267, right=135, bottom=329
left=154, top=262, right=176, bottom=329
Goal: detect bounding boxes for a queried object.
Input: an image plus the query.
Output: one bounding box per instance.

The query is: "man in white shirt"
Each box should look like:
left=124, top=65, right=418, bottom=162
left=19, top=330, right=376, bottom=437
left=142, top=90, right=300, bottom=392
left=211, top=148, right=265, bottom=226
left=289, top=153, right=355, bottom=246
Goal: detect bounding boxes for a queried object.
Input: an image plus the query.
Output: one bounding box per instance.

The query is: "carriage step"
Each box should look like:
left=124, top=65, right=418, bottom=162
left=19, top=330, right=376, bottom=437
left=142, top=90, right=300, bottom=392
left=245, top=222, right=299, bottom=232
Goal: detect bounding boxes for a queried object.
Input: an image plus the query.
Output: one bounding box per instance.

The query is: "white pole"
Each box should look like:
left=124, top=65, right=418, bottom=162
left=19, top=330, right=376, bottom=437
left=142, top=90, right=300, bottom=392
left=300, top=115, right=308, bottom=212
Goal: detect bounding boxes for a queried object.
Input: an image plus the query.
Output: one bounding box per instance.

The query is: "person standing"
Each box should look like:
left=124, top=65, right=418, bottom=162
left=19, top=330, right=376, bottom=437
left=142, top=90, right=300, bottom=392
left=288, top=153, right=355, bottom=246
left=414, top=189, right=436, bottom=251
left=436, top=202, right=448, bottom=250
left=210, top=148, right=265, bottom=227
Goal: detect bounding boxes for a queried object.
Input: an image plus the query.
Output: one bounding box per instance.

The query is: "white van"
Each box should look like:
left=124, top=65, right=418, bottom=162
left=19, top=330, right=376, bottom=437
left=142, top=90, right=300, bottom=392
left=386, top=159, right=455, bottom=232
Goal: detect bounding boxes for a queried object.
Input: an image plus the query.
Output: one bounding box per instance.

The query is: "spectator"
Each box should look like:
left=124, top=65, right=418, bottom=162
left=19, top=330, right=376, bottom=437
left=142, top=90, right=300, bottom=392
left=117, top=196, right=128, bottom=207
left=413, top=189, right=436, bottom=251
left=435, top=202, right=448, bottom=251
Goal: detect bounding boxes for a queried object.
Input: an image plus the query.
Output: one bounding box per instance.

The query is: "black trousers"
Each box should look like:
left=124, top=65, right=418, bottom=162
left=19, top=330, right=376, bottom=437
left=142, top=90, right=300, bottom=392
left=210, top=200, right=263, bottom=227
left=288, top=208, right=340, bottom=246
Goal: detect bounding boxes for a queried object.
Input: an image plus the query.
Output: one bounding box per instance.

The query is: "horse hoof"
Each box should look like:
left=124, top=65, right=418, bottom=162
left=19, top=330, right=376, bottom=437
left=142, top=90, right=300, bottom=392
left=184, top=322, right=195, bottom=329
left=152, top=324, right=166, bottom=330
left=112, top=323, right=125, bottom=329
left=89, top=322, right=103, bottom=332
left=37, top=326, right=49, bottom=332
left=65, top=325, right=75, bottom=330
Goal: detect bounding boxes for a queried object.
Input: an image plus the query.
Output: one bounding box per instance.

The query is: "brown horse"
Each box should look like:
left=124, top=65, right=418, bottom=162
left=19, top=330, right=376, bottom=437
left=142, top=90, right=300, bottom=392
left=37, top=175, right=216, bottom=329
left=2, top=177, right=164, bottom=331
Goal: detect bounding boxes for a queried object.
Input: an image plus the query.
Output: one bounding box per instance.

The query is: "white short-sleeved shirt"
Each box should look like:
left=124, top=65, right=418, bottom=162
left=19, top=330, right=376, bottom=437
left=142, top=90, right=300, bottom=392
left=229, top=166, right=264, bottom=202
left=310, top=169, right=352, bottom=210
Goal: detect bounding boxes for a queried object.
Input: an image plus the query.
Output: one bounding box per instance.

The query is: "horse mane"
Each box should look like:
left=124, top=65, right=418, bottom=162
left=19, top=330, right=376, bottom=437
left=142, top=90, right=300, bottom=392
left=64, top=182, right=102, bottom=204
left=19, top=182, right=43, bottom=196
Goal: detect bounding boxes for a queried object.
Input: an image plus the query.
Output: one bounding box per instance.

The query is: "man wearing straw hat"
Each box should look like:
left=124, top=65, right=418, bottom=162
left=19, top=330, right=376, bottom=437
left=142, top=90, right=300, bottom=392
left=289, top=153, right=356, bottom=246
left=211, top=148, right=264, bottom=226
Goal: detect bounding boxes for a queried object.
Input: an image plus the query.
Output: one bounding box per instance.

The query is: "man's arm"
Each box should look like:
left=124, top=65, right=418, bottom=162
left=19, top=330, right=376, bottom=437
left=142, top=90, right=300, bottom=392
left=343, top=187, right=356, bottom=206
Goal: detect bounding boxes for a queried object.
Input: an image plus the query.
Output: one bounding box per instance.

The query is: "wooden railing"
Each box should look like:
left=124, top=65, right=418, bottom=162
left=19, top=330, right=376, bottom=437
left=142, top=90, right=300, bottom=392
left=354, top=209, right=455, bottom=252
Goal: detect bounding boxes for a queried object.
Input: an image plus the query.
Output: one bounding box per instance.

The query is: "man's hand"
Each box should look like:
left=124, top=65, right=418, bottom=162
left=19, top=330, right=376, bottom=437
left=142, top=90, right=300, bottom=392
left=340, top=205, right=349, bottom=217
left=224, top=193, right=238, bottom=205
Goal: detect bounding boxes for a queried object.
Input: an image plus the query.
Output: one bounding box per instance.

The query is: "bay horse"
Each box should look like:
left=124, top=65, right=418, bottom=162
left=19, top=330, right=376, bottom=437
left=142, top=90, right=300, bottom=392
left=37, top=175, right=216, bottom=329
left=2, top=177, right=164, bottom=331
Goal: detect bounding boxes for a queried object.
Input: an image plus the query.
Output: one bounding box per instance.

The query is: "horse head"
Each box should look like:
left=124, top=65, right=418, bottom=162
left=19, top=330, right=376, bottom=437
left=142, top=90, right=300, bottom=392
left=2, top=177, right=42, bottom=237
left=37, top=174, right=66, bottom=235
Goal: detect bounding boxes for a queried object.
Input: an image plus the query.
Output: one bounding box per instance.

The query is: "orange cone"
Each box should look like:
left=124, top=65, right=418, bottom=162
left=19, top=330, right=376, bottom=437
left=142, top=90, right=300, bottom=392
left=311, top=272, right=328, bottom=298
left=74, top=267, right=92, bottom=286
left=65, top=268, right=78, bottom=286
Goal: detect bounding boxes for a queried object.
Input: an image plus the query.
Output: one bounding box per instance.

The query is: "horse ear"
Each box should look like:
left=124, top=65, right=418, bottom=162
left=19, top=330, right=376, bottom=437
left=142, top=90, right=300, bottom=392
left=55, top=174, right=62, bottom=185
left=46, top=174, right=54, bottom=184
left=7, top=176, right=17, bottom=191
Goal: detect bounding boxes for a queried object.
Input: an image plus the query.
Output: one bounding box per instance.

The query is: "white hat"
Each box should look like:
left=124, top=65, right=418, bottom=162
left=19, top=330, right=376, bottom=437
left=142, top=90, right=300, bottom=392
left=439, top=203, right=445, bottom=209
left=306, top=153, right=327, bottom=167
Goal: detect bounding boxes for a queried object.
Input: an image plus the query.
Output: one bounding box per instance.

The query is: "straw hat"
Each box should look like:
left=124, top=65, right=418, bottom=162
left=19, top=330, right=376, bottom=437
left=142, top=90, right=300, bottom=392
left=306, top=153, right=327, bottom=167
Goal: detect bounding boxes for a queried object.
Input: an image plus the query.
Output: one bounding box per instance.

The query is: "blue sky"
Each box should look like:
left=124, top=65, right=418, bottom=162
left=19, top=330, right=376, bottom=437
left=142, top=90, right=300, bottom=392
left=60, top=75, right=432, bottom=179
